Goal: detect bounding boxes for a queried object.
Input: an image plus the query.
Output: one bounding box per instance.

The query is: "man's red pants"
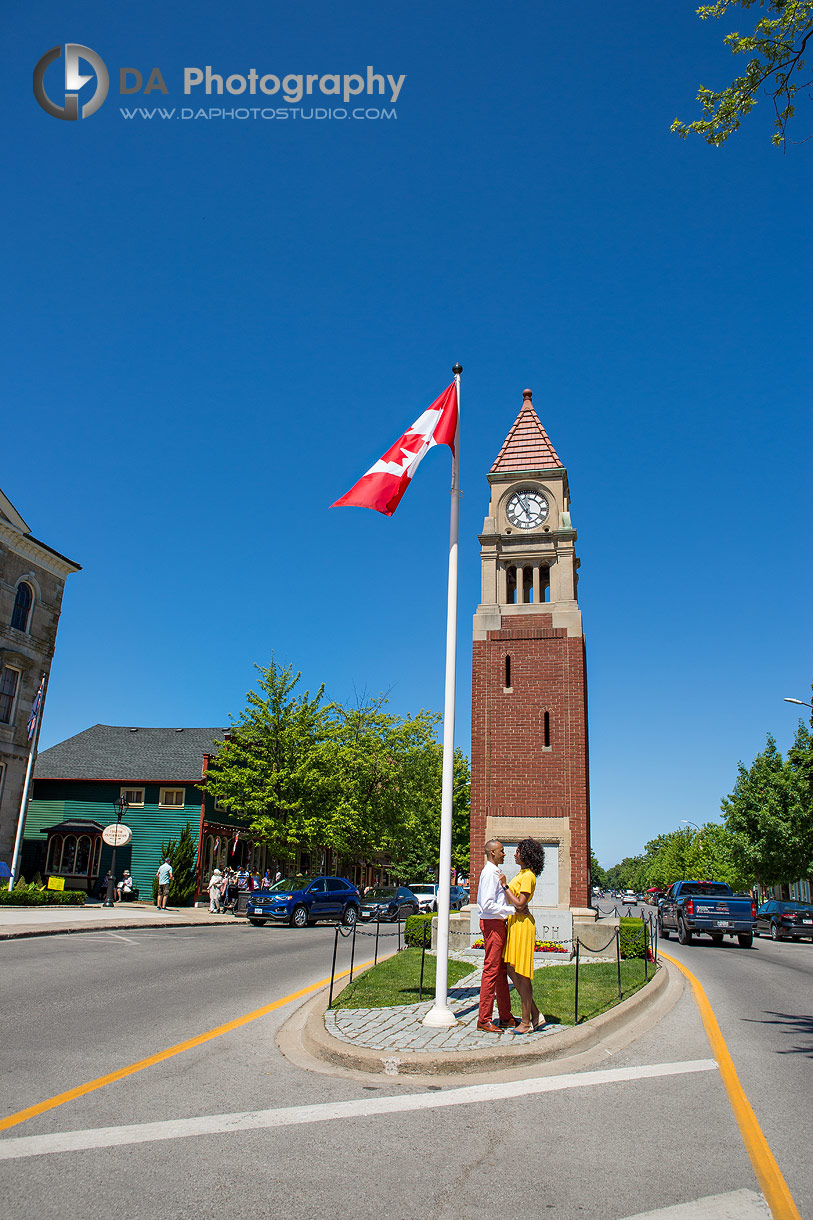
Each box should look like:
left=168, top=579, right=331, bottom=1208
left=479, top=918, right=511, bottom=1024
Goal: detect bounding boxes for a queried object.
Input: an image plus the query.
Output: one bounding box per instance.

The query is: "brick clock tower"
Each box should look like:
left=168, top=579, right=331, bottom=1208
left=469, top=389, right=593, bottom=945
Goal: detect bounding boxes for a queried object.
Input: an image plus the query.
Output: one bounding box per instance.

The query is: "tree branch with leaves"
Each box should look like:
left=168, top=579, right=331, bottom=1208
left=673, top=0, right=813, bottom=147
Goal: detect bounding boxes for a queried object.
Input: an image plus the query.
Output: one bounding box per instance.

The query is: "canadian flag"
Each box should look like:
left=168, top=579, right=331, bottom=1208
left=331, top=382, right=458, bottom=516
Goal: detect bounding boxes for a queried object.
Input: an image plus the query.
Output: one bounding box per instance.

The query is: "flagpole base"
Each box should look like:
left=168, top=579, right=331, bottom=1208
left=422, top=1004, right=458, bottom=1028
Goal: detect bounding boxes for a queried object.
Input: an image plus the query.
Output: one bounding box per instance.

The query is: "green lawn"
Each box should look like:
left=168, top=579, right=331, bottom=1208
left=333, top=949, right=657, bottom=1024
left=529, top=959, right=655, bottom=1026
left=333, top=948, right=474, bottom=1008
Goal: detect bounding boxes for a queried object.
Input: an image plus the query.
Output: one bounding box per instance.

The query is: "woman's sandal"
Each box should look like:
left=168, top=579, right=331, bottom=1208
left=512, top=1022, right=534, bottom=1034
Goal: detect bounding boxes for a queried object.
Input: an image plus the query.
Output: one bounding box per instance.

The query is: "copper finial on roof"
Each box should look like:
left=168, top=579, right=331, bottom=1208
left=489, top=388, right=563, bottom=473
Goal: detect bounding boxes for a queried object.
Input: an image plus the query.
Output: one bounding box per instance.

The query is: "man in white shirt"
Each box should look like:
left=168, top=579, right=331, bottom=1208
left=476, top=839, right=517, bottom=1032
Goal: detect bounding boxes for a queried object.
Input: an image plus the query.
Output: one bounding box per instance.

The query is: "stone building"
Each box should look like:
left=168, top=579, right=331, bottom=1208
left=0, top=488, right=80, bottom=865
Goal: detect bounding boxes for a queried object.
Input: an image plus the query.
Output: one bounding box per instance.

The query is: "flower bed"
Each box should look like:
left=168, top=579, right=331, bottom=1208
left=471, top=937, right=567, bottom=953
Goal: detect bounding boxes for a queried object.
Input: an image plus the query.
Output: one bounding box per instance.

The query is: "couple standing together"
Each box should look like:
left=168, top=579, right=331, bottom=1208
left=476, top=837, right=546, bottom=1034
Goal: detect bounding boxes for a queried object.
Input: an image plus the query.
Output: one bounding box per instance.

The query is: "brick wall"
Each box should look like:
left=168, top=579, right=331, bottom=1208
left=470, top=613, right=590, bottom=907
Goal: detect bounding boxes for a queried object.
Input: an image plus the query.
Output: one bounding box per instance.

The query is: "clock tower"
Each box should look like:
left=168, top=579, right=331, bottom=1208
left=470, top=389, right=592, bottom=942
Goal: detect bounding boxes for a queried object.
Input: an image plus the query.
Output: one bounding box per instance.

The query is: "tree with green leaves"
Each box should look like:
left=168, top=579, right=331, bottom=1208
left=672, top=0, right=813, bottom=147
left=590, top=850, right=609, bottom=889
left=721, top=725, right=813, bottom=885
left=203, top=658, right=330, bottom=864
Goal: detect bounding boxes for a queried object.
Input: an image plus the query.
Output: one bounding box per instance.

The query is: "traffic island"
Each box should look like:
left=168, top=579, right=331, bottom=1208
left=293, top=951, right=670, bottom=1076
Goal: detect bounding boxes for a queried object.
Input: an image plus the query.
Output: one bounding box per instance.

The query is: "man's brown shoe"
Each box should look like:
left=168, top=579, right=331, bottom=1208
left=497, top=1016, right=521, bottom=1028
left=476, top=1020, right=503, bottom=1033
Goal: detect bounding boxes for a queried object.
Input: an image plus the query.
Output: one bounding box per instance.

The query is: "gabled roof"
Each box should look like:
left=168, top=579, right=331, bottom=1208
left=35, top=725, right=228, bottom=782
left=490, top=389, right=563, bottom=473
left=0, top=488, right=31, bottom=533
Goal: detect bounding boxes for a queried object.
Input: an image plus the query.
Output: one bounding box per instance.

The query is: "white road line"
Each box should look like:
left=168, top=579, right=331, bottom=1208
left=0, top=1059, right=716, bottom=1161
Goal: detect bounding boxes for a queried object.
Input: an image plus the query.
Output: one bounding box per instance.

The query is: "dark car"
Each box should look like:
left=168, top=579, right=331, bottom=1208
left=359, top=885, right=419, bottom=921
left=245, top=876, right=360, bottom=928
left=755, top=899, right=813, bottom=941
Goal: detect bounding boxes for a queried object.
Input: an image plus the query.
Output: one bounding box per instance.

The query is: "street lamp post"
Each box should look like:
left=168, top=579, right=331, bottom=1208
left=784, top=697, right=812, bottom=709
left=103, top=795, right=129, bottom=907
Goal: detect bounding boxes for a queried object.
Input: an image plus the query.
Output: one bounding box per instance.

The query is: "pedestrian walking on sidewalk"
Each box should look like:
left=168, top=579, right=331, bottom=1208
left=208, top=868, right=223, bottom=912
left=156, top=858, right=173, bottom=909
left=475, top=840, right=517, bottom=1033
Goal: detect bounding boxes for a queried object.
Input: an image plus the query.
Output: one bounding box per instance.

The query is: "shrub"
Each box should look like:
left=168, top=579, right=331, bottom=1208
left=0, top=885, right=85, bottom=906
left=404, top=913, right=433, bottom=947
left=619, top=916, right=650, bottom=958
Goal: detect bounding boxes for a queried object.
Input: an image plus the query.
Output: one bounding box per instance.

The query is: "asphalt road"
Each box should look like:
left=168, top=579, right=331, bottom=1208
left=1, top=919, right=809, bottom=1220
left=655, top=916, right=813, bottom=1210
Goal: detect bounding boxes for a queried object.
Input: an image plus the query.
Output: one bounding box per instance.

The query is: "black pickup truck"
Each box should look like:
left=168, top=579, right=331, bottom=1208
left=658, top=880, right=756, bottom=948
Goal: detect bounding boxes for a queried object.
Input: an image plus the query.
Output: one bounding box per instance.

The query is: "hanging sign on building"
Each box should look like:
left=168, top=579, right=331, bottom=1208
left=102, top=823, right=133, bottom=847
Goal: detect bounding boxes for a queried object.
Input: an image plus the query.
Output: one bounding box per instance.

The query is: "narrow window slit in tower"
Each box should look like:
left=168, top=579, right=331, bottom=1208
left=504, top=655, right=511, bottom=690
left=544, top=711, right=551, bottom=748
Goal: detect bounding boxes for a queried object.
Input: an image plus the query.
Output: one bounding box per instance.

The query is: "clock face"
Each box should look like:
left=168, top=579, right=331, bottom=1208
left=506, top=490, right=549, bottom=530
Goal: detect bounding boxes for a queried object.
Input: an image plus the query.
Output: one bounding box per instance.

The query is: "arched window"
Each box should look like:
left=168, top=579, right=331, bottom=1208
left=47, top=836, right=63, bottom=873
left=61, top=836, right=77, bottom=874
left=75, top=836, right=91, bottom=875
left=11, top=583, right=33, bottom=633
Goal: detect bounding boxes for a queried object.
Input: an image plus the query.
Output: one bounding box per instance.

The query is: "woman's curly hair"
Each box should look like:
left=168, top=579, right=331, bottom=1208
left=516, top=837, right=545, bottom=876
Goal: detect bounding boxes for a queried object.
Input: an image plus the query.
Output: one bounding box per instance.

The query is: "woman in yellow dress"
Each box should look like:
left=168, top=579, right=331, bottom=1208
left=501, top=838, right=546, bottom=1033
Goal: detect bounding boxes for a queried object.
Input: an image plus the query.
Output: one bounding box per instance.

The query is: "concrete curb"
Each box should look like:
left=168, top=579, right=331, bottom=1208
left=298, top=959, right=669, bottom=1076
left=0, top=914, right=237, bottom=939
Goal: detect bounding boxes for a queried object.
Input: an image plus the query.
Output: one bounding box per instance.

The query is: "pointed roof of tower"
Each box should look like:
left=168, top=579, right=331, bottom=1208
left=490, top=389, right=563, bottom=473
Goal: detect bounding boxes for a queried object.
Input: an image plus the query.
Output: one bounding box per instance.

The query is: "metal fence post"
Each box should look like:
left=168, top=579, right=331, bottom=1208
left=349, top=918, right=357, bottom=983
left=374, top=918, right=380, bottom=965
left=398, top=918, right=402, bottom=952
left=328, top=923, right=339, bottom=1008
left=419, top=919, right=429, bottom=1002
left=616, top=926, right=622, bottom=999
left=642, top=914, right=648, bottom=981
left=574, top=938, right=581, bottom=1026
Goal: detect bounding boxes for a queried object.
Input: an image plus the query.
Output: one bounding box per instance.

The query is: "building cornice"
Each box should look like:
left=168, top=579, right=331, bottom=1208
left=0, top=521, right=81, bottom=578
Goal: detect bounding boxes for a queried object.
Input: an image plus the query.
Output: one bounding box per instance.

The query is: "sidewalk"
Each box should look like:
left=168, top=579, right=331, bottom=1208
left=0, top=901, right=236, bottom=939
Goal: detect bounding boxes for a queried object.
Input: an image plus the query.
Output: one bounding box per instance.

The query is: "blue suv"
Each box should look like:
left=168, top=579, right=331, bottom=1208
left=246, top=875, right=360, bottom=928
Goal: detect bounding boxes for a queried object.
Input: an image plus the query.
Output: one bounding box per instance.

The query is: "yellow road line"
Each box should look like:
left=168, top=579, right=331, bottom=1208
left=659, top=950, right=801, bottom=1220
left=0, top=959, right=375, bottom=1135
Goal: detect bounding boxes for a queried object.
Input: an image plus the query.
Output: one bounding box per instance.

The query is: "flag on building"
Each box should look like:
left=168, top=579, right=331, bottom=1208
left=27, top=676, right=45, bottom=741
left=331, top=382, right=458, bottom=516
left=230, top=829, right=240, bottom=856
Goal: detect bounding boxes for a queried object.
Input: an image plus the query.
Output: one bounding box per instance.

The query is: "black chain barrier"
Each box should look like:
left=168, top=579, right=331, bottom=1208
left=328, top=908, right=658, bottom=1021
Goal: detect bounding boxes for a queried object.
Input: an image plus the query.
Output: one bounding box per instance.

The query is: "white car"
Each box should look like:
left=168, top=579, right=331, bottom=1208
left=622, top=890, right=637, bottom=906
left=408, top=883, right=439, bottom=913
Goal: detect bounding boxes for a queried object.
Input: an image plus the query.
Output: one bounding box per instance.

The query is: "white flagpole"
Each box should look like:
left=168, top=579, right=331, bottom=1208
left=8, top=673, right=48, bottom=892
left=423, top=363, right=462, bottom=1027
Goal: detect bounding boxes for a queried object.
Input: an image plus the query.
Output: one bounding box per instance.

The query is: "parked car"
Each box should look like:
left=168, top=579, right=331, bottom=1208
left=622, top=890, right=637, bottom=906
left=755, top=900, right=813, bottom=941
left=409, top=883, right=439, bottom=913
left=407, top=883, right=468, bottom=913
left=245, top=875, right=360, bottom=928
left=658, top=880, right=756, bottom=947
left=359, top=885, right=419, bottom=921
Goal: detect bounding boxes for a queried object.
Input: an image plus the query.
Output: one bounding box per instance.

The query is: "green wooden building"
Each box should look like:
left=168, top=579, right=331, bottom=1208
left=22, top=725, right=256, bottom=901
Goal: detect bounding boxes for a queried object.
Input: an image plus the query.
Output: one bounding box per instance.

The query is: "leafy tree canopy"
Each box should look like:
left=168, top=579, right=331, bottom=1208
left=673, top=0, right=813, bottom=147
left=721, top=723, right=813, bottom=885
left=203, top=658, right=470, bottom=880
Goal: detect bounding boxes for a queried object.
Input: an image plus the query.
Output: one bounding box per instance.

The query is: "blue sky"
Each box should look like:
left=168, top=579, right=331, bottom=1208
left=6, top=1, right=811, bottom=866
